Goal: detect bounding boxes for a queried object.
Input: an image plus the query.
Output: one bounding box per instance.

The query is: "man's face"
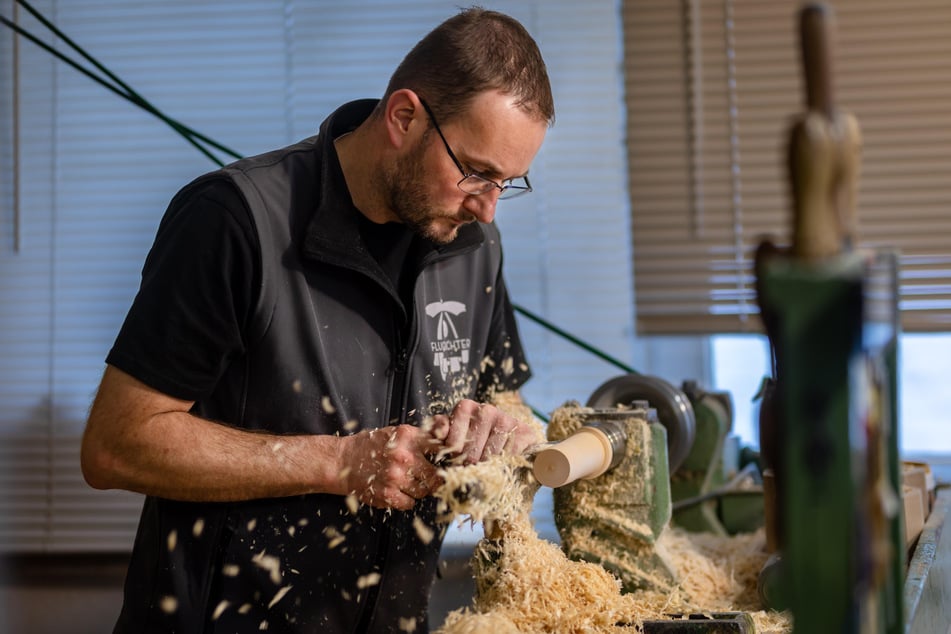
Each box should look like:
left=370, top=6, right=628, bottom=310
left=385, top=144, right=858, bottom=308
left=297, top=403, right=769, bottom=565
left=380, top=127, right=452, bottom=243
left=384, top=90, right=548, bottom=245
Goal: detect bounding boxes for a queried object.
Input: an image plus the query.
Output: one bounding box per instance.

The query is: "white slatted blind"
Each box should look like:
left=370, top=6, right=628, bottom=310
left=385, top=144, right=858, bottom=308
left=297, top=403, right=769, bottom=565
left=0, top=0, right=634, bottom=552
left=625, top=0, right=951, bottom=334
left=1, top=0, right=292, bottom=553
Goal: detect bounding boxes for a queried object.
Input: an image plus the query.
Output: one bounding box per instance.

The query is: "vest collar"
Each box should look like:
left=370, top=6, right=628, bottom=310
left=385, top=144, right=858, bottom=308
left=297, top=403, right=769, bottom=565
left=301, top=100, right=485, bottom=272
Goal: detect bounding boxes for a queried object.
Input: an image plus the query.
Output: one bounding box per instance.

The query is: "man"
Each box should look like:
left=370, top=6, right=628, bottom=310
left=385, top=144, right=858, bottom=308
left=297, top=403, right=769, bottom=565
left=80, top=7, right=554, bottom=634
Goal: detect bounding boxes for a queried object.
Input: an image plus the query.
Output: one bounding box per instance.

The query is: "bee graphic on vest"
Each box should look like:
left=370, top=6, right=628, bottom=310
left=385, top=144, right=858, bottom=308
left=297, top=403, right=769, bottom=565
left=425, top=300, right=471, bottom=380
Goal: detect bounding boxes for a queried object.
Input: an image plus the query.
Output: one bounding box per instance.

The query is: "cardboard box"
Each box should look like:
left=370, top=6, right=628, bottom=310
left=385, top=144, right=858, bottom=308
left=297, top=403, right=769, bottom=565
left=903, top=484, right=926, bottom=549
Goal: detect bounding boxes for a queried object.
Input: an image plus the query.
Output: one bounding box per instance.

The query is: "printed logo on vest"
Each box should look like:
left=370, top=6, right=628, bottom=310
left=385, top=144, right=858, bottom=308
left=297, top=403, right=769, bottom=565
left=425, top=300, right=471, bottom=380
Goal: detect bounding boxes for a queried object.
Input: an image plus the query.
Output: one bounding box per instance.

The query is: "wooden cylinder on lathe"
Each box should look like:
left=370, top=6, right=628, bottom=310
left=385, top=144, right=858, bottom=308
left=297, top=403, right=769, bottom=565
left=532, top=420, right=626, bottom=488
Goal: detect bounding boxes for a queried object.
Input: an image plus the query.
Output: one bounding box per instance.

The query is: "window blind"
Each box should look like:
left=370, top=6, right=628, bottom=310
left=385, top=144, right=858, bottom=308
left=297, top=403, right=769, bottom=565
left=0, top=0, right=634, bottom=552
left=624, top=0, right=951, bottom=334
left=0, top=0, right=294, bottom=553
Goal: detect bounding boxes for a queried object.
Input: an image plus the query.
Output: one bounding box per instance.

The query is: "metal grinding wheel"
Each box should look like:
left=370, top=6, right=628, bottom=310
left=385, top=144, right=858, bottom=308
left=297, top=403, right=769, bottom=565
left=586, top=374, right=696, bottom=473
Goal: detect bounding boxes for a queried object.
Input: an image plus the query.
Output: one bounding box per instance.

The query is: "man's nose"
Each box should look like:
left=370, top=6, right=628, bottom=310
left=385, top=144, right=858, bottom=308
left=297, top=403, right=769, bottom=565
left=464, top=191, right=498, bottom=224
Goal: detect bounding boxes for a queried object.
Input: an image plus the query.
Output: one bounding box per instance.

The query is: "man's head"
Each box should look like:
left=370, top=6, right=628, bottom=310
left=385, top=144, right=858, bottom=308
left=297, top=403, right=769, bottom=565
left=346, top=8, right=553, bottom=243
left=376, top=88, right=547, bottom=243
left=381, top=7, right=555, bottom=128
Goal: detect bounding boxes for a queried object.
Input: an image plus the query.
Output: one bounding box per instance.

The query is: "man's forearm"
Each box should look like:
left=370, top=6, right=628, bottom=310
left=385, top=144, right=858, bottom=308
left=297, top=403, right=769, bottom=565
left=81, top=366, right=347, bottom=502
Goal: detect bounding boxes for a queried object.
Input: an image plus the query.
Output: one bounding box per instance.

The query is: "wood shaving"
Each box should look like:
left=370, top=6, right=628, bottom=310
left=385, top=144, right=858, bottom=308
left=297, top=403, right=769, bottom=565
left=251, top=550, right=283, bottom=586
left=357, top=572, right=382, bottom=589
left=212, top=600, right=229, bottom=620
left=414, top=515, right=436, bottom=544
left=160, top=595, right=178, bottom=614
left=439, top=611, right=520, bottom=634
left=435, top=454, right=534, bottom=526
left=324, top=526, right=346, bottom=549
left=268, top=585, right=292, bottom=609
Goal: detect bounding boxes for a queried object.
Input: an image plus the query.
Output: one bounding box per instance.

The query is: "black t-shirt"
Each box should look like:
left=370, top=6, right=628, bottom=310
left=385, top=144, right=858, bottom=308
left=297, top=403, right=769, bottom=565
left=109, top=181, right=259, bottom=400
left=357, top=214, right=416, bottom=308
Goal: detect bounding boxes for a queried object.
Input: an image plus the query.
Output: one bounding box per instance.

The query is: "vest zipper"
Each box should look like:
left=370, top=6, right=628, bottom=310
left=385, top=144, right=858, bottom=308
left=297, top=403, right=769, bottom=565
left=355, top=311, right=418, bottom=633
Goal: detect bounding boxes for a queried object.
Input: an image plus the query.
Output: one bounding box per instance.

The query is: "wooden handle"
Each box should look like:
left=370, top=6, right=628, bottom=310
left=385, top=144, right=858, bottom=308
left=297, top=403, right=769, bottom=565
left=790, top=114, right=840, bottom=259
left=800, top=3, right=836, bottom=118
left=790, top=3, right=862, bottom=259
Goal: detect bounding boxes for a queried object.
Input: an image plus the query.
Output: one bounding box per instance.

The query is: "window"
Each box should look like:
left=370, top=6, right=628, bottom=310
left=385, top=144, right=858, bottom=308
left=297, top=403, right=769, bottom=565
left=712, top=333, right=951, bottom=455
left=623, top=0, right=951, bottom=333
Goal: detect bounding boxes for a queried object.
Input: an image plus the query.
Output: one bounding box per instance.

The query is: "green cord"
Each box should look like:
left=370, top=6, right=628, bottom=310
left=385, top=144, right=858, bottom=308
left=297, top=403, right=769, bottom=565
left=0, top=15, right=225, bottom=166
left=17, top=0, right=242, bottom=160
left=512, top=304, right=638, bottom=375
left=4, top=0, right=243, bottom=165
left=529, top=406, right=549, bottom=423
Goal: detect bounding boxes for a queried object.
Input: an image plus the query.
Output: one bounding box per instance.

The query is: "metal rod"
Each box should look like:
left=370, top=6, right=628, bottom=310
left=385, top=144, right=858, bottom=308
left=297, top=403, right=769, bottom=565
left=683, top=0, right=705, bottom=238
left=672, top=461, right=759, bottom=511
left=12, top=0, right=20, bottom=252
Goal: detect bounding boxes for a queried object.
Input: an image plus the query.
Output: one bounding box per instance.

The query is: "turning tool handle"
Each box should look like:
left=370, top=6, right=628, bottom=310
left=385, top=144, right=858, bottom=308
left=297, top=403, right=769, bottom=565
left=789, top=3, right=861, bottom=260
left=800, top=3, right=835, bottom=118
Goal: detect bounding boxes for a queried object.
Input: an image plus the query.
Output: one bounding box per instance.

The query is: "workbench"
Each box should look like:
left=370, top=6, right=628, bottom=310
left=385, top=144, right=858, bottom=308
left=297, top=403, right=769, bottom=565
left=904, top=487, right=951, bottom=634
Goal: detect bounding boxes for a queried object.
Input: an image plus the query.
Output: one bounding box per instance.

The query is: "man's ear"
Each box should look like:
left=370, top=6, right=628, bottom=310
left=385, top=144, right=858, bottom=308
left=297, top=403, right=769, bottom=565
left=384, top=89, right=425, bottom=149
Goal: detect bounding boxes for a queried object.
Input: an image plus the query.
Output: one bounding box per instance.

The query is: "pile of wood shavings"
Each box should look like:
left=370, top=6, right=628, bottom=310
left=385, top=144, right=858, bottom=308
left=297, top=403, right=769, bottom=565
left=432, top=393, right=546, bottom=526
left=433, top=458, right=792, bottom=633
left=435, top=453, right=535, bottom=526
left=442, top=512, right=644, bottom=633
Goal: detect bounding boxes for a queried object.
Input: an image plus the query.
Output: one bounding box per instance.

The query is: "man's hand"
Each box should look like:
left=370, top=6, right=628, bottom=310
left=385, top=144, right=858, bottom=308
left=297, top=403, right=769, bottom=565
left=430, top=399, right=539, bottom=465
left=337, top=425, right=444, bottom=510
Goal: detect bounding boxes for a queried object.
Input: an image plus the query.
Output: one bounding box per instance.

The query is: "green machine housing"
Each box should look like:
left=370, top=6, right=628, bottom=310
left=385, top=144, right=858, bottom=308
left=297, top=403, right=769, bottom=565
left=756, top=249, right=904, bottom=634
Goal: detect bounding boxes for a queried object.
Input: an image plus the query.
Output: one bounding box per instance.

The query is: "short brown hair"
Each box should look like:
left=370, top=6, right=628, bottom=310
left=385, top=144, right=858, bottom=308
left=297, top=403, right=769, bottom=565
left=381, top=6, right=555, bottom=126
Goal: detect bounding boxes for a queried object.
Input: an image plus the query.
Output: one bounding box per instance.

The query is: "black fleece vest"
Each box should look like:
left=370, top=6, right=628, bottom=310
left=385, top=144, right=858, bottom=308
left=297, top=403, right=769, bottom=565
left=116, top=102, right=518, bottom=634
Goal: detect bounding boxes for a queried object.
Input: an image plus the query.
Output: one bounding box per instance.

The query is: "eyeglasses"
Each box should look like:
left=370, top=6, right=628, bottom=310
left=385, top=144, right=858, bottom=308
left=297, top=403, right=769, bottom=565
left=419, top=99, right=532, bottom=200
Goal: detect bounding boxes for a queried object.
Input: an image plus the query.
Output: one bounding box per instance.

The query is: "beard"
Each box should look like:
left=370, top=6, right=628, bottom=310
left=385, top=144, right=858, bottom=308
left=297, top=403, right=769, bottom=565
left=378, top=132, right=471, bottom=245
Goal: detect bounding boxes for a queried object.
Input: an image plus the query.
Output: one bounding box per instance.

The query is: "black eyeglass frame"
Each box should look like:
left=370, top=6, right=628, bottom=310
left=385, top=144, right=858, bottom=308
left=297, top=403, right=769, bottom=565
left=419, top=99, right=533, bottom=200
